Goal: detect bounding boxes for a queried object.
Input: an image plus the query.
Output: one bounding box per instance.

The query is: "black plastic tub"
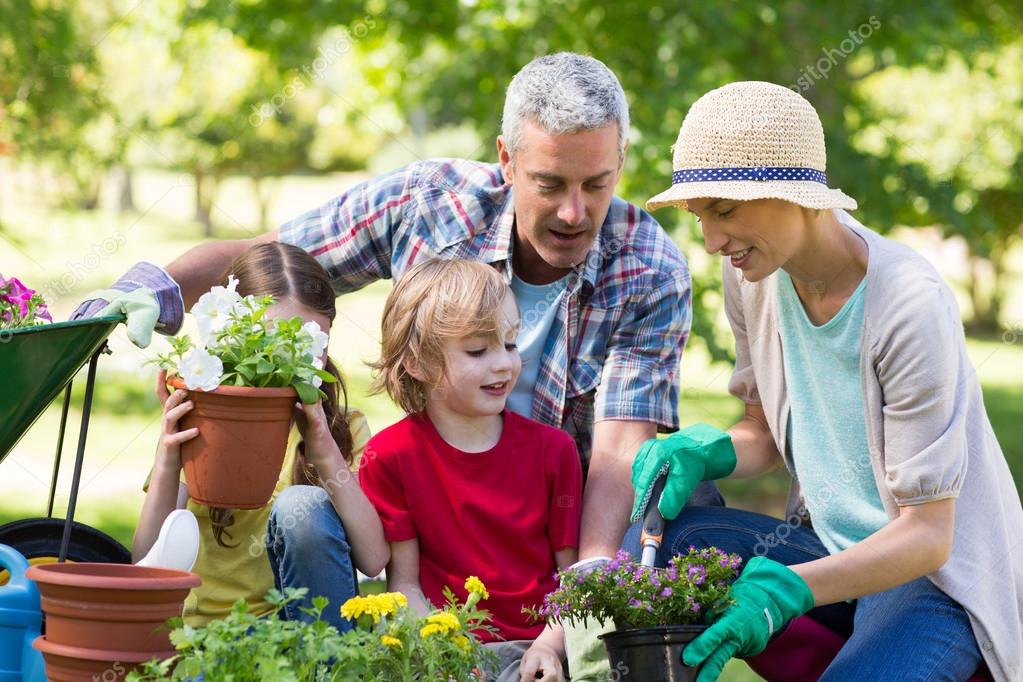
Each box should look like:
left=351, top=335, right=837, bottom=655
left=599, top=624, right=706, bottom=682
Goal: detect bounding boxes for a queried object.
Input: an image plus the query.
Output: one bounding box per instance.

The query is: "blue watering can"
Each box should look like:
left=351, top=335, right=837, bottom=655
left=0, top=545, right=45, bottom=682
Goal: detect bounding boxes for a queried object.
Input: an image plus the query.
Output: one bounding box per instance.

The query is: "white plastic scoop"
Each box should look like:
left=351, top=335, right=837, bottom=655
left=135, top=509, right=200, bottom=572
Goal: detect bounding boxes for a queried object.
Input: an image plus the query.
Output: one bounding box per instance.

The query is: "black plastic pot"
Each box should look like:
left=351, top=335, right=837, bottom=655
left=599, top=624, right=706, bottom=682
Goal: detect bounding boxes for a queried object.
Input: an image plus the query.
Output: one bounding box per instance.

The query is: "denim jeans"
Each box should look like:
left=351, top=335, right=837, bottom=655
left=265, top=485, right=359, bottom=632
left=622, top=506, right=983, bottom=681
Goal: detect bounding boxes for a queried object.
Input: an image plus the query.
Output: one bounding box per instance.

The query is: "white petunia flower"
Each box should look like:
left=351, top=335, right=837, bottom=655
left=178, top=348, right=224, bottom=392
left=191, top=276, right=244, bottom=347
left=301, top=320, right=329, bottom=358
left=311, top=356, right=325, bottom=388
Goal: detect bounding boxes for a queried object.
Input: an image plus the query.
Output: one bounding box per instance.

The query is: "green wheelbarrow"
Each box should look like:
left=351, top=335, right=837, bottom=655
left=0, top=316, right=132, bottom=576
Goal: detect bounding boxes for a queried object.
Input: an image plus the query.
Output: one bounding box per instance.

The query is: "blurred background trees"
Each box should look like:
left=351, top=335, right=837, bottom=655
left=2, top=0, right=1021, bottom=341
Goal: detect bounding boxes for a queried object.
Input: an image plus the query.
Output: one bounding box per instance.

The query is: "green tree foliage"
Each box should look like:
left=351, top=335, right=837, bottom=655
left=853, top=41, right=1023, bottom=329
left=7, top=2, right=1021, bottom=336
left=0, top=0, right=110, bottom=207
left=187, top=0, right=1023, bottom=349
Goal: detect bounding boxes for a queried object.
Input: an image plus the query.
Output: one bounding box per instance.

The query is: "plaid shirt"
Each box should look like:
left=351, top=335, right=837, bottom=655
left=280, top=159, right=692, bottom=472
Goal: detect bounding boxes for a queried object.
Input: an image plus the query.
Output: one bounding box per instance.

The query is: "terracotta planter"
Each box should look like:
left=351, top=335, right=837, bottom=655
left=26, top=563, right=199, bottom=653
left=599, top=624, right=707, bottom=682
left=169, top=376, right=296, bottom=509
left=32, top=637, right=173, bottom=682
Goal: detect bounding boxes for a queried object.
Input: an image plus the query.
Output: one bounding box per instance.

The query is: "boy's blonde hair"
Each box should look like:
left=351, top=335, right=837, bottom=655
left=369, top=258, right=514, bottom=414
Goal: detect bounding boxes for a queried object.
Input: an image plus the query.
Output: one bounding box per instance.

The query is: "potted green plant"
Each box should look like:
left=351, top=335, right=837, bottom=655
left=533, top=548, right=742, bottom=682
left=153, top=276, right=335, bottom=509
left=129, top=578, right=498, bottom=681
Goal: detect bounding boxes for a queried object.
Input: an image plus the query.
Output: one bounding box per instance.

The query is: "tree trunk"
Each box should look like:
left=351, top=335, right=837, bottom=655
left=988, top=243, right=1007, bottom=330
left=193, top=168, right=214, bottom=238
left=251, top=175, right=274, bottom=232
left=967, top=255, right=1002, bottom=334
left=118, top=166, right=136, bottom=213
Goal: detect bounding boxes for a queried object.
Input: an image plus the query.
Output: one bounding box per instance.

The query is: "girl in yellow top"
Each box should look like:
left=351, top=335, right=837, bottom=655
left=132, top=243, right=389, bottom=630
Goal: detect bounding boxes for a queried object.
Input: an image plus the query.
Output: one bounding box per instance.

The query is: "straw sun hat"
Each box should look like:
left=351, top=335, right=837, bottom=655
left=646, top=81, right=857, bottom=212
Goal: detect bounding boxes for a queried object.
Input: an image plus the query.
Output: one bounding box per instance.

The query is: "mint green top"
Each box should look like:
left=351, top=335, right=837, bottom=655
left=722, top=210, right=1023, bottom=680
left=776, top=270, right=888, bottom=554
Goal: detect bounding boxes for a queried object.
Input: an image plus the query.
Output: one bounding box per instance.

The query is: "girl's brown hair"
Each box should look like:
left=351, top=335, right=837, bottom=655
left=208, top=242, right=352, bottom=548
left=368, top=258, right=513, bottom=414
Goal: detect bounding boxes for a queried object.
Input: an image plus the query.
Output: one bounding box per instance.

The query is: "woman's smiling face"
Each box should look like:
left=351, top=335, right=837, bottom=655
left=686, top=197, right=812, bottom=282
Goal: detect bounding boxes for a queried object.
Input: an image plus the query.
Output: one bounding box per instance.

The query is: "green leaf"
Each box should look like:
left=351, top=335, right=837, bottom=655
left=294, top=381, right=318, bottom=404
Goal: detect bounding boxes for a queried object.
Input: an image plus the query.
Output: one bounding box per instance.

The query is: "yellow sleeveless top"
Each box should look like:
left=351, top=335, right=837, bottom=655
left=144, top=410, right=371, bottom=627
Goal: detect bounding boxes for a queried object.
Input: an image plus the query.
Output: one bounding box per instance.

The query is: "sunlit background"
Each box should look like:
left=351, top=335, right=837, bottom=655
left=2, top=3, right=1021, bottom=678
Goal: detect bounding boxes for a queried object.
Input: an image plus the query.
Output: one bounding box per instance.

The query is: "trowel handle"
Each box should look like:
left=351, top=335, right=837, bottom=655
left=640, top=474, right=668, bottom=567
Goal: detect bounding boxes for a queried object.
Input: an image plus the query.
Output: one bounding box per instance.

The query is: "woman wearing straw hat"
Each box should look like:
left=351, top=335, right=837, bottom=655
left=625, top=81, right=1022, bottom=681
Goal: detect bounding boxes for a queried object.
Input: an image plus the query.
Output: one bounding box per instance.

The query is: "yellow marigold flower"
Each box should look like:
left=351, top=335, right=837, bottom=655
left=420, top=623, right=444, bottom=638
left=340, top=595, right=384, bottom=624
left=464, top=576, right=489, bottom=600
left=372, top=592, right=407, bottom=617
left=426, top=612, right=461, bottom=633
left=340, top=595, right=369, bottom=621
left=380, top=634, right=403, bottom=649
left=453, top=635, right=471, bottom=652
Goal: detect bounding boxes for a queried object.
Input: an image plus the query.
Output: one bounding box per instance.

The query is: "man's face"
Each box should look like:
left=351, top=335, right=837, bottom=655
left=498, top=119, right=624, bottom=284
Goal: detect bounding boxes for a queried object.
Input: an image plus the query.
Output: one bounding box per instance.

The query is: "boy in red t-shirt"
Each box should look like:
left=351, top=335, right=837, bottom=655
left=360, top=258, right=582, bottom=682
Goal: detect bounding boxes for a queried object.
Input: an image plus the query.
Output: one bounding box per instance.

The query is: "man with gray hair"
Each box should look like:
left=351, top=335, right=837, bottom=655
left=76, top=52, right=715, bottom=680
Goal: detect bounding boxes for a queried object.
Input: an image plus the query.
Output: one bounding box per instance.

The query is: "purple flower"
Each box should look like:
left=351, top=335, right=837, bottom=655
left=687, top=565, right=707, bottom=585
left=660, top=587, right=673, bottom=598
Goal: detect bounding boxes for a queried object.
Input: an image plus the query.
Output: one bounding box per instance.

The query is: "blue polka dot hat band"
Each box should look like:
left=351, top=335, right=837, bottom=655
left=672, top=166, right=828, bottom=185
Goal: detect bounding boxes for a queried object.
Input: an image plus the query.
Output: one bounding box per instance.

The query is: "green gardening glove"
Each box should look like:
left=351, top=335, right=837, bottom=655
left=92, top=287, right=160, bottom=348
left=630, top=423, right=737, bottom=522
left=682, top=557, right=815, bottom=681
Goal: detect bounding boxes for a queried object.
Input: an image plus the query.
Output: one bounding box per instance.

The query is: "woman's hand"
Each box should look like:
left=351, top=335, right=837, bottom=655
left=519, top=640, right=565, bottom=682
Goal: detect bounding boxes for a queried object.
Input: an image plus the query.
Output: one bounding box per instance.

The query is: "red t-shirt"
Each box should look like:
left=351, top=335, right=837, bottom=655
left=360, top=409, right=582, bottom=641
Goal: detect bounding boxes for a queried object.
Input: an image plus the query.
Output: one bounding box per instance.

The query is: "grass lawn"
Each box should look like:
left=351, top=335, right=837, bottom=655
left=2, top=168, right=1020, bottom=682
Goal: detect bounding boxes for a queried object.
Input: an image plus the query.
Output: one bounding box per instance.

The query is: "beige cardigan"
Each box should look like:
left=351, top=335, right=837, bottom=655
left=722, top=210, right=1023, bottom=681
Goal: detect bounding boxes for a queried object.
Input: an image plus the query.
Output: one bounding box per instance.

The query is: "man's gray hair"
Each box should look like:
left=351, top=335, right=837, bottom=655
left=502, top=52, right=629, bottom=158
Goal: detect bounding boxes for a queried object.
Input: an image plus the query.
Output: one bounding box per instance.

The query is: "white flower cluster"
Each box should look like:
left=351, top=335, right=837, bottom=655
left=177, top=276, right=329, bottom=393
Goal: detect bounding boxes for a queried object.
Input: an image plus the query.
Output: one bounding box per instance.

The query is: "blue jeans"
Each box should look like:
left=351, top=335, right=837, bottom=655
left=266, top=485, right=358, bottom=632
left=622, top=506, right=983, bottom=681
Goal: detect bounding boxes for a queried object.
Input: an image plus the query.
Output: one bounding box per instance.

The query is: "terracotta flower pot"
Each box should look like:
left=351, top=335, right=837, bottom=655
left=169, top=376, right=296, bottom=509
left=26, top=563, right=199, bottom=653
left=32, top=636, right=174, bottom=682
left=599, top=624, right=707, bottom=682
